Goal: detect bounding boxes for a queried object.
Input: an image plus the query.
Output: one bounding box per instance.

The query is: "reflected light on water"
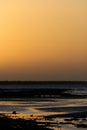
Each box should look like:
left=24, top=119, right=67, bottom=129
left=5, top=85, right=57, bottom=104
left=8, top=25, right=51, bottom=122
left=0, top=98, right=87, bottom=130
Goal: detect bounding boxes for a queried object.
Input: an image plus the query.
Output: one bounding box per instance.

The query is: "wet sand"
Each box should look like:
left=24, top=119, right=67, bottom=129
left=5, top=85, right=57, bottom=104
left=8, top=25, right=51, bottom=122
left=0, top=113, right=53, bottom=130
left=1, top=111, right=87, bottom=130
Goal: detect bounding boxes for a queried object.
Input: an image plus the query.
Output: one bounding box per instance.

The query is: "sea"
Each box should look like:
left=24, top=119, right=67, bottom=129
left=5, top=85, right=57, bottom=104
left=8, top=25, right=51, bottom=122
left=0, top=83, right=87, bottom=95
left=0, top=83, right=87, bottom=130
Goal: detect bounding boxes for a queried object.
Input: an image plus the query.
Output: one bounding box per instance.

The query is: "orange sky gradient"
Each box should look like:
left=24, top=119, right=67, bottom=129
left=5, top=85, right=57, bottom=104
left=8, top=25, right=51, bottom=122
left=0, top=0, right=87, bottom=81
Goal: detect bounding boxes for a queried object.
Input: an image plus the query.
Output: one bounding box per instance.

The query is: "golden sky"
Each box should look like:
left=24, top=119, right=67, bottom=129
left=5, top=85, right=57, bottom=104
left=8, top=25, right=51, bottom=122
left=0, top=0, right=87, bottom=81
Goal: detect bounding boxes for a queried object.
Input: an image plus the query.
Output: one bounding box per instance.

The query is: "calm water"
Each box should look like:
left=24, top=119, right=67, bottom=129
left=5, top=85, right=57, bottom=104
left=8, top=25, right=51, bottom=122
left=0, top=84, right=87, bottom=95
left=0, top=84, right=87, bottom=90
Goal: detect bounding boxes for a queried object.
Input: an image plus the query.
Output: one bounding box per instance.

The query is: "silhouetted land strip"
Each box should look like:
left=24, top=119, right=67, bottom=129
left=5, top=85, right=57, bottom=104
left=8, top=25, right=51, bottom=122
left=0, top=88, right=86, bottom=98
left=0, top=81, right=87, bottom=85
left=0, top=89, right=69, bottom=98
left=0, top=88, right=87, bottom=98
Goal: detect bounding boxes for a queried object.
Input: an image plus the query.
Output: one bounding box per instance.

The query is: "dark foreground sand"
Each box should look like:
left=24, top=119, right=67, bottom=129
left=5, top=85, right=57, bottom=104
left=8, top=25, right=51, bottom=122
left=1, top=110, right=87, bottom=130
left=0, top=113, right=53, bottom=130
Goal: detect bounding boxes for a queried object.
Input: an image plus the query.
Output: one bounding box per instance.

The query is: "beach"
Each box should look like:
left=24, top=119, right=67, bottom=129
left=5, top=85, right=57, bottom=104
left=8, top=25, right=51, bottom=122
left=0, top=113, right=53, bottom=130
left=0, top=98, right=87, bottom=130
left=0, top=82, right=87, bottom=130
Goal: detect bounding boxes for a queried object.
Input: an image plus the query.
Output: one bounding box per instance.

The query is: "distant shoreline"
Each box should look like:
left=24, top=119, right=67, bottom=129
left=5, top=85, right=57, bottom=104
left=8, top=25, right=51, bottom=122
left=0, top=81, right=87, bottom=85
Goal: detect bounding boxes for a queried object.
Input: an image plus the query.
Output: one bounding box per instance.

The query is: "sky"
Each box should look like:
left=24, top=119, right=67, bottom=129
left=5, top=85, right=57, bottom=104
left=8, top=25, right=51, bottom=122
left=0, top=0, right=87, bottom=81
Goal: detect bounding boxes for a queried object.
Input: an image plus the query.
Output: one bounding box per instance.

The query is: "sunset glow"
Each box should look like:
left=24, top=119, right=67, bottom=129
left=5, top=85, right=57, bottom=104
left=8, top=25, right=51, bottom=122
left=0, top=0, right=87, bottom=80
